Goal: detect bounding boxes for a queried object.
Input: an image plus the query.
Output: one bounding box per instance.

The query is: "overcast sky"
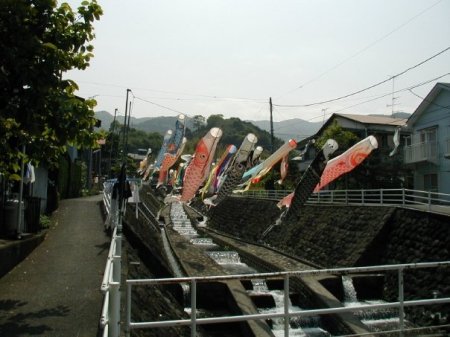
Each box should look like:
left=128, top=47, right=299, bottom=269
left=66, top=0, right=450, bottom=123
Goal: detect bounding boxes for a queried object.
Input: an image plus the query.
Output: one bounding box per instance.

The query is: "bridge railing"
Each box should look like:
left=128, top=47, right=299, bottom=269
left=235, top=188, right=450, bottom=212
left=125, top=261, right=450, bottom=337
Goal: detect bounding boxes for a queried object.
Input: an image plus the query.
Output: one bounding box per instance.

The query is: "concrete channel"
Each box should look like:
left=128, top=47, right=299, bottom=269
left=161, top=203, right=275, bottom=337
left=156, top=200, right=376, bottom=337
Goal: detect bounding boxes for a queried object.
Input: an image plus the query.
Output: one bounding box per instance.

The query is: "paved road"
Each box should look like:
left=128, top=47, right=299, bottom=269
left=0, top=195, right=110, bottom=337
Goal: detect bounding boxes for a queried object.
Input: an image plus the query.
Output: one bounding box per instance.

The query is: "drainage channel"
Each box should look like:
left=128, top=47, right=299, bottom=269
left=166, top=201, right=332, bottom=337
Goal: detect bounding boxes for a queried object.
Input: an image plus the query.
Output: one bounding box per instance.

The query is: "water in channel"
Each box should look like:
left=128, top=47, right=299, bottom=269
left=342, top=276, right=402, bottom=333
left=166, top=201, right=332, bottom=336
left=249, top=280, right=330, bottom=337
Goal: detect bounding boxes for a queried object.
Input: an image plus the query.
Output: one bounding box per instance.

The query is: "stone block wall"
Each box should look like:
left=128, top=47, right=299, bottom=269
left=205, top=196, right=450, bottom=327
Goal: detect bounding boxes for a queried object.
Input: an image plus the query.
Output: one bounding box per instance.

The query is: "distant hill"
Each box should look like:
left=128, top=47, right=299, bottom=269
left=95, top=110, right=152, bottom=131
left=135, top=116, right=195, bottom=134
left=250, top=118, right=322, bottom=141
left=96, top=110, right=322, bottom=141
left=373, top=112, right=411, bottom=119
left=96, top=111, right=410, bottom=141
left=95, top=111, right=193, bottom=134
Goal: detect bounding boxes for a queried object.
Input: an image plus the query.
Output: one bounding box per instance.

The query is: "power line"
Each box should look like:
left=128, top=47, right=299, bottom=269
left=134, top=96, right=186, bottom=115
left=329, top=73, right=450, bottom=115
left=275, top=0, right=445, bottom=99
left=274, top=46, right=450, bottom=108
left=273, top=73, right=450, bottom=127
left=408, top=89, right=450, bottom=111
left=76, top=80, right=266, bottom=103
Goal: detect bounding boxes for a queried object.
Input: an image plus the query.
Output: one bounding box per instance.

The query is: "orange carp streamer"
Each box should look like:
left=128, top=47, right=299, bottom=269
left=157, top=137, right=187, bottom=187
left=277, top=136, right=378, bottom=208
left=313, top=135, right=378, bottom=192
left=180, top=128, right=223, bottom=202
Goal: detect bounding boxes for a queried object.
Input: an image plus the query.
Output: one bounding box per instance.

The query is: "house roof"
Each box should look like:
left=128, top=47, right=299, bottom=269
left=335, top=113, right=407, bottom=126
left=313, top=112, right=407, bottom=138
left=407, top=82, right=450, bottom=126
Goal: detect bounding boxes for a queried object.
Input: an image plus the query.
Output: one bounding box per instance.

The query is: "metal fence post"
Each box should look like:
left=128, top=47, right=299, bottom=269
left=398, top=268, right=405, bottom=337
left=380, top=189, right=383, bottom=205
left=284, top=274, right=290, bottom=337
left=109, top=282, right=121, bottom=337
left=191, top=279, right=197, bottom=337
left=428, top=191, right=431, bottom=211
left=126, top=283, right=132, bottom=337
left=402, top=188, right=405, bottom=206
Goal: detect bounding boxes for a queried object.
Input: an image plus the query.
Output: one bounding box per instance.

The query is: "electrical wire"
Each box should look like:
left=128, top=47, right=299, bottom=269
left=76, top=80, right=266, bottom=103
left=274, top=46, right=450, bottom=108
left=408, top=88, right=450, bottom=111
left=272, top=73, right=450, bottom=128
left=275, top=0, right=445, bottom=99
left=329, top=73, right=450, bottom=115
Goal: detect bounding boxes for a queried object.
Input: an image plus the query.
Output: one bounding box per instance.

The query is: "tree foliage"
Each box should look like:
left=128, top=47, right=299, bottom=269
left=0, top=0, right=103, bottom=179
left=316, top=120, right=359, bottom=153
left=101, top=121, right=163, bottom=178
left=191, top=115, right=206, bottom=131
left=186, top=114, right=283, bottom=157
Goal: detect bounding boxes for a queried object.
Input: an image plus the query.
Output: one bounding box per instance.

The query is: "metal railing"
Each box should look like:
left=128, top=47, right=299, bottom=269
left=100, top=226, right=122, bottom=337
left=234, top=189, right=292, bottom=200
left=101, top=182, right=124, bottom=337
left=403, top=141, right=438, bottom=164
left=101, top=179, right=144, bottom=337
left=235, top=188, right=450, bottom=214
left=125, top=261, right=450, bottom=337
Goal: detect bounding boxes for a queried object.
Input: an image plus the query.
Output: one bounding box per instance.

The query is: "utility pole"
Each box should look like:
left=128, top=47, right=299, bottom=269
left=122, top=89, right=131, bottom=162
left=108, top=108, right=118, bottom=177
left=270, top=97, right=274, bottom=153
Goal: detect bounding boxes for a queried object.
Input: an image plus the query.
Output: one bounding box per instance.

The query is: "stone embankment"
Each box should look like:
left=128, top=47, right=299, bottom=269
left=205, top=196, right=450, bottom=327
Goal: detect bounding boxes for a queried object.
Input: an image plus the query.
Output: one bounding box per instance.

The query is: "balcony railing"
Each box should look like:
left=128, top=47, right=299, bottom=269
left=404, top=141, right=438, bottom=164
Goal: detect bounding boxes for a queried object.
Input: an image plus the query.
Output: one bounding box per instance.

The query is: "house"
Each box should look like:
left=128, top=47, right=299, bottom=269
left=319, top=113, right=407, bottom=147
left=403, top=82, right=450, bottom=194
left=293, top=113, right=410, bottom=189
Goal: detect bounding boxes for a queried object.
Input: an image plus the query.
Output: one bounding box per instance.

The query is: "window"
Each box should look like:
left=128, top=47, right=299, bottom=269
left=419, top=127, right=437, bottom=143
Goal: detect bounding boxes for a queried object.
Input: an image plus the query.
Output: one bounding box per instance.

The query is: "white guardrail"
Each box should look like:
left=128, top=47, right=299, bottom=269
left=101, top=179, right=142, bottom=337
left=236, top=188, right=450, bottom=214
left=125, top=262, right=450, bottom=337
left=101, top=181, right=122, bottom=337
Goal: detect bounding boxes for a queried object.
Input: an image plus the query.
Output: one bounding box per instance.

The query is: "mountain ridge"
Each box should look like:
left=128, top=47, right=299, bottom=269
left=95, top=110, right=320, bottom=141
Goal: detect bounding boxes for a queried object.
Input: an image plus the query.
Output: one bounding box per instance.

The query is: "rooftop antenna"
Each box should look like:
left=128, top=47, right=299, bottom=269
left=322, top=108, right=328, bottom=125
left=387, top=75, right=399, bottom=116
left=270, top=97, right=274, bottom=153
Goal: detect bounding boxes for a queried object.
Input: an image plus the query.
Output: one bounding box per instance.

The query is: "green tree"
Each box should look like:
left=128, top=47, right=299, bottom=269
left=0, top=0, right=103, bottom=180
left=316, top=120, right=359, bottom=152
left=191, top=115, right=206, bottom=131
left=206, top=114, right=225, bottom=128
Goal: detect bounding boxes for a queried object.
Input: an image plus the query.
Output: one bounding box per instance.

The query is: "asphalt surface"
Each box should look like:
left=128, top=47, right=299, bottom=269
left=0, top=195, right=110, bottom=337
